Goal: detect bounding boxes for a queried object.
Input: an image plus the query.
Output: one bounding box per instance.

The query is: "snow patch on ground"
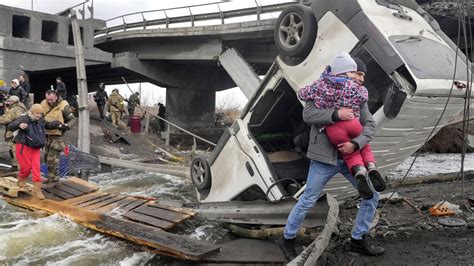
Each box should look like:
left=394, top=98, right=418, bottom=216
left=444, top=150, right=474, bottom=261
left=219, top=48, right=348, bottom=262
left=388, top=153, right=474, bottom=180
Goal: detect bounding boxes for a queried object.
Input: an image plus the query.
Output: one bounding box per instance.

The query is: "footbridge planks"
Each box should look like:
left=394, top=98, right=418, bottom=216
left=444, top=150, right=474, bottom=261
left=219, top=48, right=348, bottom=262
left=1, top=176, right=219, bottom=261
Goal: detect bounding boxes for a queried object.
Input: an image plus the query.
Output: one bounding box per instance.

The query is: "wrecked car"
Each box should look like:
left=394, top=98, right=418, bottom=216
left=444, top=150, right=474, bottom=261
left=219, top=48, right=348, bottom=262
left=191, top=0, right=471, bottom=203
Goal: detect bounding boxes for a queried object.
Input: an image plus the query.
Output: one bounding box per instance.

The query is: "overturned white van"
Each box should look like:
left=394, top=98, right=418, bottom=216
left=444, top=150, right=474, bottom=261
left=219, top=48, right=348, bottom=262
left=191, top=0, right=471, bottom=203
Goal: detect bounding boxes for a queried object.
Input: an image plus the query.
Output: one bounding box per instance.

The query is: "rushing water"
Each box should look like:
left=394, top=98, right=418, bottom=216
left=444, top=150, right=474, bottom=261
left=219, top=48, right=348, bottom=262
left=0, top=169, right=230, bottom=265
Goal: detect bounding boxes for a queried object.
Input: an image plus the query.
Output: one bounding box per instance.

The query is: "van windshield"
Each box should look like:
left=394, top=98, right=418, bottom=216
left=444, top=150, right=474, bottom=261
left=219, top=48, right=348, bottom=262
left=390, top=35, right=469, bottom=81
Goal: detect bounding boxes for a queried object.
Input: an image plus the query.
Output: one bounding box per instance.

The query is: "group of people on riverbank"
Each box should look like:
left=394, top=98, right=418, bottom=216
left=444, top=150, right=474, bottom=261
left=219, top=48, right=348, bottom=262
left=0, top=75, right=168, bottom=201
left=0, top=75, right=74, bottom=200
left=93, top=83, right=166, bottom=131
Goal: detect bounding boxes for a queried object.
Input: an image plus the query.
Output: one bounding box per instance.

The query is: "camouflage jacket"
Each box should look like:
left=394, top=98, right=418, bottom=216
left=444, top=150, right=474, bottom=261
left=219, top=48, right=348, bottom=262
left=128, top=94, right=140, bottom=109
left=0, top=102, right=27, bottom=140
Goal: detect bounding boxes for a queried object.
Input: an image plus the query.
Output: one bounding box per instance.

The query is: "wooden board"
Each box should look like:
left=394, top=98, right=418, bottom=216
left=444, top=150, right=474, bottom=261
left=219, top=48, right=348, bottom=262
left=147, top=201, right=196, bottom=216
left=62, top=192, right=108, bottom=205
left=65, top=176, right=99, bottom=192
left=119, top=199, right=146, bottom=212
left=86, top=195, right=128, bottom=211
left=3, top=197, right=220, bottom=261
left=61, top=179, right=96, bottom=194
left=179, top=238, right=286, bottom=264
left=132, top=204, right=190, bottom=223
left=92, top=197, right=136, bottom=213
left=54, top=183, right=84, bottom=197
left=122, top=211, right=174, bottom=229
left=43, top=186, right=76, bottom=200
left=76, top=194, right=115, bottom=208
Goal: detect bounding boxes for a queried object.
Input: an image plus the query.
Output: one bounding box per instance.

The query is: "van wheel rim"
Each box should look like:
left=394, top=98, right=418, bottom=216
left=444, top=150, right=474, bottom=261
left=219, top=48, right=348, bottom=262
left=278, top=12, right=304, bottom=49
left=193, top=160, right=205, bottom=183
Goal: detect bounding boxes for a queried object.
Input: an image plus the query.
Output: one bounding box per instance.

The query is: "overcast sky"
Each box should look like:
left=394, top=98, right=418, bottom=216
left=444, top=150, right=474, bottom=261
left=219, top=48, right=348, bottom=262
left=0, top=0, right=289, bottom=108
left=0, top=0, right=288, bottom=20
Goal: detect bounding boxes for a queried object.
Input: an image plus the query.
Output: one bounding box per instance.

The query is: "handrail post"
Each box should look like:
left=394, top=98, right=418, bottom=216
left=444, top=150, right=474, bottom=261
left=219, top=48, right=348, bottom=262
left=165, top=123, right=170, bottom=147
left=255, top=0, right=261, bottom=20
left=217, top=3, right=224, bottom=24
left=192, top=137, right=197, bottom=157
left=141, top=13, right=147, bottom=29
left=122, top=16, right=126, bottom=31
left=164, top=10, right=169, bottom=28
left=188, top=7, right=194, bottom=27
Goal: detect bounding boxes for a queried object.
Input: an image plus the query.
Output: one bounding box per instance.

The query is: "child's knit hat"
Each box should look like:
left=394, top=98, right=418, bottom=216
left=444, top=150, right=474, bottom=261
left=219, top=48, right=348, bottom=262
left=330, top=52, right=357, bottom=75
left=30, top=104, right=44, bottom=113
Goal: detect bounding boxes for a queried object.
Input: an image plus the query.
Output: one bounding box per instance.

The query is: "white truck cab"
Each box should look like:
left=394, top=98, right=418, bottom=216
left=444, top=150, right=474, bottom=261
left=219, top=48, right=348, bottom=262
left=191, top=0, right=470, bottom=203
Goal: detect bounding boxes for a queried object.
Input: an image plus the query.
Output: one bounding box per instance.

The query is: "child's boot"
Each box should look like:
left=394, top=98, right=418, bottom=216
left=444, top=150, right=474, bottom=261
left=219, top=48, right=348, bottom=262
left=352, top=165, right=373, bottom=199
left=367, top=162, right=386, bottom=192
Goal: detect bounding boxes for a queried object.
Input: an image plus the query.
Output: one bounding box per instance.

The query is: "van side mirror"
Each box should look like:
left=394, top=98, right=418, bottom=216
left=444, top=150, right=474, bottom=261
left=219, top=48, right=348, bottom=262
left=383, top=84, right=407, bottom=119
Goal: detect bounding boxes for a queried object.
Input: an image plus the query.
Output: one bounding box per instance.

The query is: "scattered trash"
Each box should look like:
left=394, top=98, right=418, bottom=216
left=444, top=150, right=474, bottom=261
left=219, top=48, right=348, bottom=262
left=429, top=201, right=461, bottom=216
left=437, top=217, right=467, bottom=227
left=119, top=147, right=130, bottom=154
left=466, top=195, right=474, bottom=212
left=466, top=216, right=474, bottom=229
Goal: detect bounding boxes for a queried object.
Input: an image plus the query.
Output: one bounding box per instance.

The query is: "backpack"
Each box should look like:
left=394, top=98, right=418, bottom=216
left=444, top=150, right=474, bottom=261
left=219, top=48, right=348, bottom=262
left=25, top=120, right=46, bottom=148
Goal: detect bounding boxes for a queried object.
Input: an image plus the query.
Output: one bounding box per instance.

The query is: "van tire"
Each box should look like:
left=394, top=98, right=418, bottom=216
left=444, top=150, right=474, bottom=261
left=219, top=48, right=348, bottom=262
left=274, top=5, right=317, bottom=61
left=191, top=156, right=211, bottom=190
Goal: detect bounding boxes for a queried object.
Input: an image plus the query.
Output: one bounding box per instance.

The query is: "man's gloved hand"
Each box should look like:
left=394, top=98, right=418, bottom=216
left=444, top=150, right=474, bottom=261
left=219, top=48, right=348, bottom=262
left=49, top=120, right=62, bottom=129
left=58, top=123, right=70, bottom=131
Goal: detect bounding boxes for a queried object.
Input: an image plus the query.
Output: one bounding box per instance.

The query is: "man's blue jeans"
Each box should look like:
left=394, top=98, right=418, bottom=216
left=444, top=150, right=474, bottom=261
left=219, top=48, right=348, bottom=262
left=284, top=159, right=379, bottom=240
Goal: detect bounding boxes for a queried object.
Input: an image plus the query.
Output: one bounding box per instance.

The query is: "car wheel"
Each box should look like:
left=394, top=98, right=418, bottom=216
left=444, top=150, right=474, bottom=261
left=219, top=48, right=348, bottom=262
left=274, top=5, right=318, bottom=63
left=190, top=156, right=211, bottom=190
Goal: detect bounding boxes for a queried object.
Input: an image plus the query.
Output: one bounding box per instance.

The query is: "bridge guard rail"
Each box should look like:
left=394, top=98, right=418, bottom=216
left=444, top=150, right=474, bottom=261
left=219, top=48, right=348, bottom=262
left=95, top=1, right=311, bottom=36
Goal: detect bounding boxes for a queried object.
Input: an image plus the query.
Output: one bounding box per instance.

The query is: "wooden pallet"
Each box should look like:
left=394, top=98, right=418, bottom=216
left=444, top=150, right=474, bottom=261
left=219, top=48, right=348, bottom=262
left=2, top=177, right=218, bottom=261
left=0, top=176, right=32, bottom=197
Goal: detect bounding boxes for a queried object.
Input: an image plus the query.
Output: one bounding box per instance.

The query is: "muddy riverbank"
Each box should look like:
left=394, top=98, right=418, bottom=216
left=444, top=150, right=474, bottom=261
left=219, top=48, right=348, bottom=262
left=319, top=179, right=474, bottom=265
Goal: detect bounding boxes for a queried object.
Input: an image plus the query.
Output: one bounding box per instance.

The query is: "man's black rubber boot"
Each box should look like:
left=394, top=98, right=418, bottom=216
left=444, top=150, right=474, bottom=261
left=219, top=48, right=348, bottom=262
left=350, top=235, right=384, bottom=256
left=352, top=166, right=373, bottom=200
left=277, top=235, right=297, bottom=262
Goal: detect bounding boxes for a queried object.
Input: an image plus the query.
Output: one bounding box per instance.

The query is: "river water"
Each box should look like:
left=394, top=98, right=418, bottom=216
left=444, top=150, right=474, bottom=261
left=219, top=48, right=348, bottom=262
left=0, top=169, right=230, bottom=265
left=2, top=153, right=473, bottom=264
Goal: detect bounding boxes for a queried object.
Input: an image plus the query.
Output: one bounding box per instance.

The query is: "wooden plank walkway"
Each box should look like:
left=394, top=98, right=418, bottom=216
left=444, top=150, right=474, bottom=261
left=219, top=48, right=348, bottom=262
left=0, top=176, right=220, bottom=261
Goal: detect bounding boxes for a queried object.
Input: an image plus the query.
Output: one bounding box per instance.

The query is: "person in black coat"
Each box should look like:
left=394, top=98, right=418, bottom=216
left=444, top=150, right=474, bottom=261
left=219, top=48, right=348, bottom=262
left=18, top=74, right=31, bottom=108
left=158, top=102, right=166, bottom=131
left=8, top=79, right=28, bottom=106
left=56, top=76, right=67, bottom=99
left=93, top=83, right=108, bottom=120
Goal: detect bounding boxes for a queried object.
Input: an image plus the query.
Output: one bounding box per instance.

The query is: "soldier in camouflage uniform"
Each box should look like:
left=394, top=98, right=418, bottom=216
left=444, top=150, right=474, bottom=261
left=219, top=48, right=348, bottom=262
left=0, top=96, right=27, bottom=168
left=126, top=92, right=140, bottom=117
left=41, top=90, right=76, bottom=182
left=0, top=79, right=8, bottom=115
left=107, top=88, right=127, bottom=129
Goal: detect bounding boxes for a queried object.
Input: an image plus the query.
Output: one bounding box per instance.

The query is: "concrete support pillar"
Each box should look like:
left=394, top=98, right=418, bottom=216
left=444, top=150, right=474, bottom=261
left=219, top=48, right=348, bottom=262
left=219, top=47, right=261, bottom=99
left=58, top=20, right=69, bottom=44
left=0, top=10, right=12, bottom=36
left=83, top=25, right=94, bottom=48
left=166, top=87, right=215, bottom=129
left=30, top=17, right=41, bottom=41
